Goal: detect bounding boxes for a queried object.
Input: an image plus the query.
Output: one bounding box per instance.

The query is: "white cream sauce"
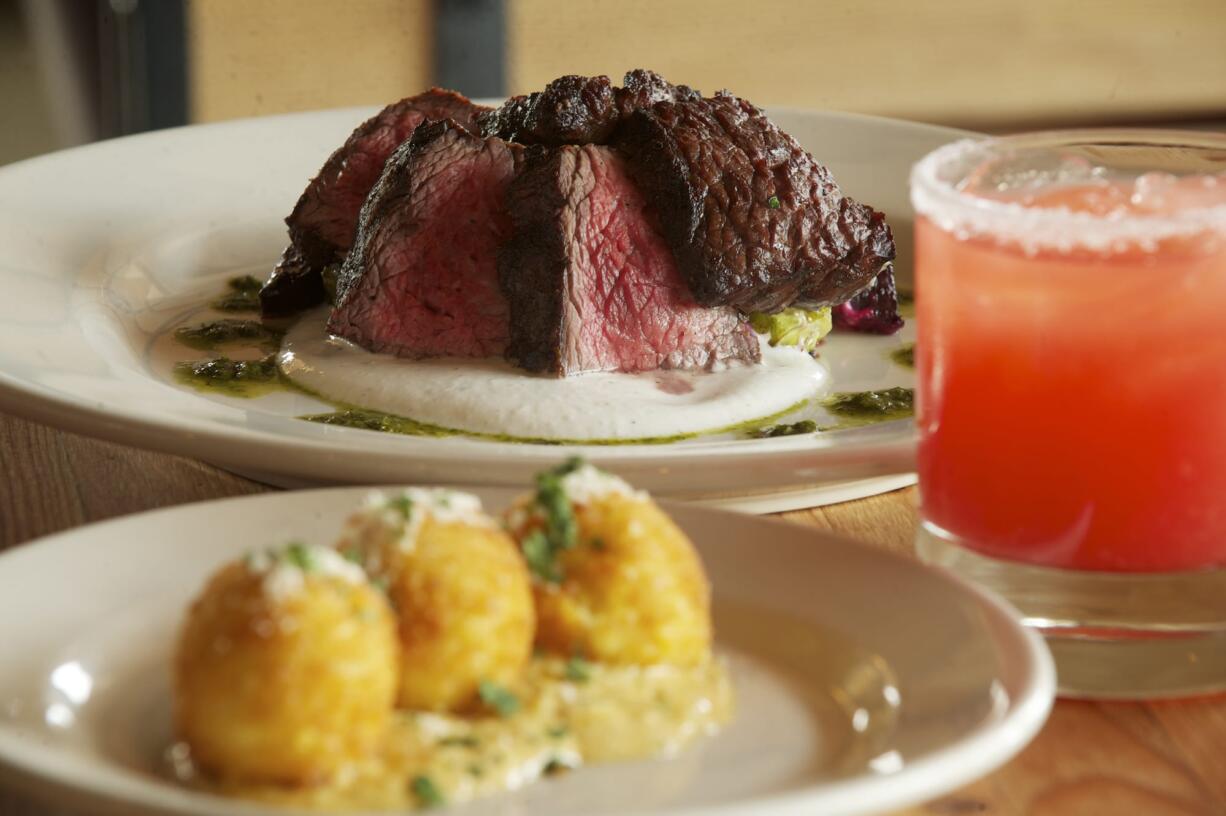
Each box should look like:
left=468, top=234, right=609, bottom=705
left=278, top=308, right=828, bottom=442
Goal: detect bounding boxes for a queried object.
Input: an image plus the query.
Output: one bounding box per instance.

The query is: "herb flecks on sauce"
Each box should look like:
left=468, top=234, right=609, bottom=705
left=745, top=419, right=817, bottom=439
left=890, top=342, right=915, bottom=369
left=477, top=681, right=520, bottom=718
left=210, top=275, right=263, bottom=312
left=174, top=319, right=284, bottom=352
left=565, top=657, right=593, bottom=683
left=410, top=774, right=445, bottom=808
left=173, top=355, right=286, bottom=398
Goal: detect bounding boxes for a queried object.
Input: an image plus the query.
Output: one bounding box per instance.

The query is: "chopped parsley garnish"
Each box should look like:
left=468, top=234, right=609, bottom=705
left=543, top=757, right=573, bottom=776
left=521, top=458, right=586, bottom=583
left=466, top=763, right=484, bottom=777
left=747, top=419, right=818, bottom=439
left=521, top=531, right=561, bottom=583
left=387, top=494, right=414, bottom=519
left=438, top=735, right=480, bottom=748
left=477, top=681, right=520, bottom=717
left=547, top=725, right=569, bottom=739
left=564, top=656, right=592, bottom=683
left=341, top=547, right=363, bottom=564
left=767, top=195, right=781, bottom=209
left=589, top=537, right=606, bottom=551
left=284, top=541, right=315, bottom=571
left=410, top=774, right=445, bottom=807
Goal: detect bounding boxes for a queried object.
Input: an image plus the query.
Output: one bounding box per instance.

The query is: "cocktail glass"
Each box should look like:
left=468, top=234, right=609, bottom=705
left=910, top=130, right=1226, bottom=698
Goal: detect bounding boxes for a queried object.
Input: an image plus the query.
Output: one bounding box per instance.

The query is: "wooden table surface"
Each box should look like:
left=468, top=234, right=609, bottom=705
left=1, top=410, right=1224, bottom=816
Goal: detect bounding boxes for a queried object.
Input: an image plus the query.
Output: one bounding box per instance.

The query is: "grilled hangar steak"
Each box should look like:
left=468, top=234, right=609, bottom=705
left=264, top=70, right=898, bottom=377
left=260, top=89, right=489, bottom=317
left=500, top=145, right=759, bottom=375
left=329, top=121, right=523, bottom=359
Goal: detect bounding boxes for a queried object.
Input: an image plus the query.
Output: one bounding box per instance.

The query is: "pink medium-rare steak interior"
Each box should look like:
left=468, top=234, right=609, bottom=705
left=500, top=145, right=760, bottom=376
left=291, top=89, right=486, bottom=266
left=260, top=89, right=488, bottom=317
left=328, top=120, right=523, bottom=359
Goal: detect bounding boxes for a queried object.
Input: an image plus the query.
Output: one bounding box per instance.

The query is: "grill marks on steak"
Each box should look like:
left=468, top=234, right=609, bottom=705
left=478, top=70, right=699, bottom=147
left=260, top=89, right=487, bottom=316
left=327, top=121, right=523, bottom=359
left=615, top=92, right=895, bottom=314
left=500, top=145, right=759, bottom=376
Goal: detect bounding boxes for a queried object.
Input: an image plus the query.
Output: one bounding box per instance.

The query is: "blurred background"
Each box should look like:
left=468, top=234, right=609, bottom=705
left=3, top=0, right=1225, bottom=167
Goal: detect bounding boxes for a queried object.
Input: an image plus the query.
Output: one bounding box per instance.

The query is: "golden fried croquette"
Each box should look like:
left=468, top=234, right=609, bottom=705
left=507, top=463, right=712, bottom=666
left=338, top=490, right=535, bottom=713
left=174, top=545, right=398, bottom=785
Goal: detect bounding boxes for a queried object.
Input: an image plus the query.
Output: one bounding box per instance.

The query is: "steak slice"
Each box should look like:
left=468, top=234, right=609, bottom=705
left=260, top=89, right=488, bottom=317
left=500, top=145, right=760, bottom=376
left=478, top=70, right=699, bottom=147
left=327, top=120, right=523, bottom=359
left=615, top=92, right=895, bottom=314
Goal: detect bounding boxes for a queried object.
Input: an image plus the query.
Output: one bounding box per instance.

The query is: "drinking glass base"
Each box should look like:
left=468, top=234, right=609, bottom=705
left=916, top=522, right=1226, bottom=700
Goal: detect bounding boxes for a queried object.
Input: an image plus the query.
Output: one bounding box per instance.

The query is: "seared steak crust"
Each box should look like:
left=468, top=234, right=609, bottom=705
left=500, top=145, right=760, bottom=376
left=478, top=70, right=698, bottom=147
left=479, top=75, right=619, bottom=145
left=260, top=89, right=487, bottom=317
left=328, top=120, right=523, bottom=359
left=614, top=92, right=895, bottom=313
left=619, top=68, right=700, bottom=112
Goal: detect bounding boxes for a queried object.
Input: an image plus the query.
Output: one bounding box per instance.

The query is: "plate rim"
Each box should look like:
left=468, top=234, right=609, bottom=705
left=0, top=486, right=1054, bottom=816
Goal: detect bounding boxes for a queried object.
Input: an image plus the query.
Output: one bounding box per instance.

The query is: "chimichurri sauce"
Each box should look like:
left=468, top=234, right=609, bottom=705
left=174, top=319, right=284, bottom=352
left=745, top=419, right=817, bottom=439
left=210, top=275, right=263, bottom=312
left=890, top=342, right=915, bottom=369
left=821, top=386, right=914, bottom=429
left=301, top=408, right=459, bottom=438
left=173, top=355, right=288, bottom=397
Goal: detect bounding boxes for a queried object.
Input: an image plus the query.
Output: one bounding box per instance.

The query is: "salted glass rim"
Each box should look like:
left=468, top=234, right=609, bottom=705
left=909, top=128, right=1226, bottom=251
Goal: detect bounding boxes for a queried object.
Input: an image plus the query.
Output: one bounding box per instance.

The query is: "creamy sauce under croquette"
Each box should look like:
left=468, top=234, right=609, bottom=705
left=173, top=656, right=733, bottom=811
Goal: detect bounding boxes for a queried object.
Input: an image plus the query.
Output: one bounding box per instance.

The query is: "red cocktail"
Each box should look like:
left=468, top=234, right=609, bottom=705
left=910, top=131, right=1226, bottom=698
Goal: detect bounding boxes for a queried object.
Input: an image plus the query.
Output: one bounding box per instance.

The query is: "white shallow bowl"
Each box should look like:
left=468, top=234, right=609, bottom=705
left=0, top=107, right=967, bottom=507
left=0, top=488, right=1053, bottom=816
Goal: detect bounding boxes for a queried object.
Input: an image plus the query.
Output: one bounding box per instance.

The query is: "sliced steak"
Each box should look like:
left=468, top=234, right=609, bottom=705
left=500, top=145, right=760, bottom=376
left=615, top=91, right=895, bottom=313
left=261, top=89, right=488, bottom=317
left=327, top=121, right=523, bottom=359
left=478, top=70, right=698, bottom=147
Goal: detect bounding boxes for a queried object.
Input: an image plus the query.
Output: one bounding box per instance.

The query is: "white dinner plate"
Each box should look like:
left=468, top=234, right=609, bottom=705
left=0, top=487, right=1053, bottom=816
left=0, top=106, right=968, bottom=507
